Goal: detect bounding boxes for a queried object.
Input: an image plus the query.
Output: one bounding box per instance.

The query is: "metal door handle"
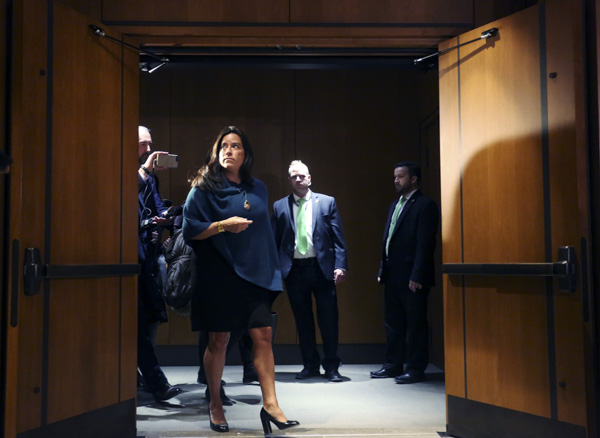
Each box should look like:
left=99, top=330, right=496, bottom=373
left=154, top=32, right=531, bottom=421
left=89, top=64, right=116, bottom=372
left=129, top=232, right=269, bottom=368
left=24, top=247, right=141, bottom=296
left=442, top=246, right=576, bottom=292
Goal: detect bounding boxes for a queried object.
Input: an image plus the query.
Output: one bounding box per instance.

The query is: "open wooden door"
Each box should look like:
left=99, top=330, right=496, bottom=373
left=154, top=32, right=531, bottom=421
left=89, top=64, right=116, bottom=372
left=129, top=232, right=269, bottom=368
left=439, top=1, right=596, bottom=437
left=3, top=1, right=139, bottom=437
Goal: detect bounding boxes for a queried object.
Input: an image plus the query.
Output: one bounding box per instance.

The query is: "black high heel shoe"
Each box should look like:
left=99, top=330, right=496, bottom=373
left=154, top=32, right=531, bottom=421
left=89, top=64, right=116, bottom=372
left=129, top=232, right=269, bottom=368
left=209, top=408, right=229, bottom=433
left=210, top=419, right=229, bottom=433
left=260, top=407, right=299, bottom=434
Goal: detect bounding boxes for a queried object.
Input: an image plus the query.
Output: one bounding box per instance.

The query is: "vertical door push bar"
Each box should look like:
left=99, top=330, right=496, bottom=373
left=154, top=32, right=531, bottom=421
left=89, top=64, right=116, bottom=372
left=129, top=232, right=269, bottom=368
left=23, top=247, right=141, bottom=296
left=442, top=246, right=576, bottom=292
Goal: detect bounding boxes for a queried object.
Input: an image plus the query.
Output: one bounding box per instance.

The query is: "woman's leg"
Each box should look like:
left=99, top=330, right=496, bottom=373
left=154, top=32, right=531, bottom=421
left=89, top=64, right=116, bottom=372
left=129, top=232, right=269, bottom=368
left=249, top=326, right=289, bottom=422
left=205, top=331, right=230, bottom=423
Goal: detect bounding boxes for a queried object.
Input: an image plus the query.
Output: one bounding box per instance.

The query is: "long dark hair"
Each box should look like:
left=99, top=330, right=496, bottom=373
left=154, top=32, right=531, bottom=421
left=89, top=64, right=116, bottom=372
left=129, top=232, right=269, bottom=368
left=191, top=126, right=254, bottom=191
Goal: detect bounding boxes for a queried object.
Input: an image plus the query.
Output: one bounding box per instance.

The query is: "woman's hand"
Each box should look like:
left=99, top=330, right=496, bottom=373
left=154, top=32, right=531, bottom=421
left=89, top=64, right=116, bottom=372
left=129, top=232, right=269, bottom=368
left=194, top=216, right=253, bottom=240
left=221, top=216, right=253, bottom=233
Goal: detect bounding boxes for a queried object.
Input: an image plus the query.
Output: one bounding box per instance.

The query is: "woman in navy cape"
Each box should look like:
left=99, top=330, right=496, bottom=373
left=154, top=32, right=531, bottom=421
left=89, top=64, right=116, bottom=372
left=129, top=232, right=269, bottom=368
left=183, top=126, right=299, bottom=434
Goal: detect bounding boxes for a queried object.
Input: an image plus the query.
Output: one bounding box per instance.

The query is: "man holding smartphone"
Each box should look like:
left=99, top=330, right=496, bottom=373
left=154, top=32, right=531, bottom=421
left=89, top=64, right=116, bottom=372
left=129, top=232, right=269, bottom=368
left=137, top=125, right=181, bottom=402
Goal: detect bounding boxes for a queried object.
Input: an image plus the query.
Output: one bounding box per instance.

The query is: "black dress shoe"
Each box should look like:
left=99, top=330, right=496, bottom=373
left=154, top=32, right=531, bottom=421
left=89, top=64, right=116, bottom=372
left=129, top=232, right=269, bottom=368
left=153, top=384, right=182, bottom=402
left=205, top=385, right=235, bottom=406
left=324, top=370, right=344, bottom=382
left=260, top=407, right=300, bottom=434
left=243, top=367, right=259, bottom=384
left=197, top=372, right=226, bottom=386
left=295, top=368, right=320, bottom=379
left=395, top=371, right=425, bottom=384
left=370, top=366, right=404, bottom=379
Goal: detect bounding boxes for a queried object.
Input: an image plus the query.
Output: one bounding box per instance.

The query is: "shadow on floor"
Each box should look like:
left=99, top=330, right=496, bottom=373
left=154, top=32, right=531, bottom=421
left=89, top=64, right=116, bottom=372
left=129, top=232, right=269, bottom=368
left=137, top=364, right=447, bottom=438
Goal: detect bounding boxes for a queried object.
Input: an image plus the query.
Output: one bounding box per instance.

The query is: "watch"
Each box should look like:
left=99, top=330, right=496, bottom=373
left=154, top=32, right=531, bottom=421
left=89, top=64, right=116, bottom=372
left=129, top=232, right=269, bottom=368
left=217, top=221, right=225, bottom=233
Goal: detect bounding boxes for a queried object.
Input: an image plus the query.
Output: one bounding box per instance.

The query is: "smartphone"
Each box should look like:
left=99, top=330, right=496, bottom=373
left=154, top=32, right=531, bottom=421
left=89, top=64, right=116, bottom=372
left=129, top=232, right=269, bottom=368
left=155, top=153, right=179, bottom=168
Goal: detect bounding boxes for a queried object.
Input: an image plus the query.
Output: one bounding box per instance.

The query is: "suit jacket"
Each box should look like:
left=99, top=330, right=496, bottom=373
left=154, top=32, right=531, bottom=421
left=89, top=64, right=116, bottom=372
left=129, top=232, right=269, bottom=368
left=379, top=190, right=439, bottom=288
left=138, top=172, right=167, bottom=263
left=272, top=192, right=348, bottom=281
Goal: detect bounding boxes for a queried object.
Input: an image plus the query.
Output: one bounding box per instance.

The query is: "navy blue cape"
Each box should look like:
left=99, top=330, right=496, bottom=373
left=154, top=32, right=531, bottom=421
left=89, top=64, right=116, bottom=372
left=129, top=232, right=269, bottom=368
left=182, top=178, right=283, bottom=292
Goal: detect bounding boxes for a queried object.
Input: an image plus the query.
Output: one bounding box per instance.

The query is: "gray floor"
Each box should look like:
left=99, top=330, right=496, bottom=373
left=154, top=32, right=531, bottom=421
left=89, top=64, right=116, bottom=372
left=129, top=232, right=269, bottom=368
left=137, top=364, right=447, bottom=438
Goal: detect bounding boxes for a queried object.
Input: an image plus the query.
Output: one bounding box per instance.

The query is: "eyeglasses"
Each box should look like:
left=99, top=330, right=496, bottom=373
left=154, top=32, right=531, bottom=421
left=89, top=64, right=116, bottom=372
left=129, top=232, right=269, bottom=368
left=139, top=141, right=153, bottom=147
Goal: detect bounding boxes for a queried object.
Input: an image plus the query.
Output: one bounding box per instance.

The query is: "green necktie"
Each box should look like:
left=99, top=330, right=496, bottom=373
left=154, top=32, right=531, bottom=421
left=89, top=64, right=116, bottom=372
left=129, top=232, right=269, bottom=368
left=296, top=198, right=308, bottom=255
left=386, top=196, right=406, bottom=256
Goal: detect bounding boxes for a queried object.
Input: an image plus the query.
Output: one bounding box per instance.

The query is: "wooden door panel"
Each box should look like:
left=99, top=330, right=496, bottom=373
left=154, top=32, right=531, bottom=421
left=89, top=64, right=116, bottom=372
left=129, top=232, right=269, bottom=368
left=441, top=5, right=551, bottom=417
left=6, top=1, right=139, bottom=437
left=443, top=278, right=465, bottom=399
left=440, top=0, right=591, bottom=436
left=47, top=279, right=121, bottom=423
left=51, top=3, right=123, bottom=265
left=458, top=5, right=545, bottom=265
left=11, top=0, right=49, bottom=432
left=439, top=35, right=465, bottom=399
left=465, top=277, right=550, bottom=416
left=119, top=277, right=137, bottom=400
left=546, top=0, right=587, bottom=426
left=47, top=4, right=131, bottom=425
left=120, top=32, right=140, bottom=404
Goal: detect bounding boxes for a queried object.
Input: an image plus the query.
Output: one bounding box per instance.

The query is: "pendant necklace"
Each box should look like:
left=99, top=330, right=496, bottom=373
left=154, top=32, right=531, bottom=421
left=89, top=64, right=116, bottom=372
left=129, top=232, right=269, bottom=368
left=240, top=188, right=251, bottom=210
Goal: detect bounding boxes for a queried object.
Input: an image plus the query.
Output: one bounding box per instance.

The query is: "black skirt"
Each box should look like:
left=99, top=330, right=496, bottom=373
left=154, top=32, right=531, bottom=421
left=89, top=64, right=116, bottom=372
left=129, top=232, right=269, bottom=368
left=189, top=239, right=277, bottom=332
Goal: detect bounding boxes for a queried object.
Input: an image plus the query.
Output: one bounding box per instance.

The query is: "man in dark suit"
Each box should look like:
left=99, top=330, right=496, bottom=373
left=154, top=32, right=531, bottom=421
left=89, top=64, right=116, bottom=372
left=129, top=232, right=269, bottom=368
left=272, top=160, right=348, bottom=382
left=370, top=162, right=439, bottom=384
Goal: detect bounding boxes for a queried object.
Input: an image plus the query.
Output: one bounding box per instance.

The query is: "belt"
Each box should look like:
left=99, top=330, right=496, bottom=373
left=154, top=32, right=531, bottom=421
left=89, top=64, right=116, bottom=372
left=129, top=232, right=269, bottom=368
left=293, top=257, right=317, bottom=266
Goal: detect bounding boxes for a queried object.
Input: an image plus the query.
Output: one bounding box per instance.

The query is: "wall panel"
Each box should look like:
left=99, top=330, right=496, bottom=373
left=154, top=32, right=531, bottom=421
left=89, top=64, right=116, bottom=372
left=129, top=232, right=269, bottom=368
left=56, top=0, right=101, bottom=21
left=141, top=62, right=440, bottom=354
left=98, top=0, right=535, bottom=53
left=102, top=0, right=289, bottom=23
left=103, top=0, right=471, bottom=24
left=290, top=0, right=472, bottom=24
left=293, top=68, right=438, bottom=343
left=473, top=0, right=537, bottom=27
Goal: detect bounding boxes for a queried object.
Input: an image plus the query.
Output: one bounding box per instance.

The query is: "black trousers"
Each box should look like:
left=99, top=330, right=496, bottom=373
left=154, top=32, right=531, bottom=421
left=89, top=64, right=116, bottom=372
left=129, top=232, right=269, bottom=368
left=383, top=283, right=429, bottom=372
left=285, top=260, right=341, bottom=372
left=137, top=310, right=167, bottom=393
